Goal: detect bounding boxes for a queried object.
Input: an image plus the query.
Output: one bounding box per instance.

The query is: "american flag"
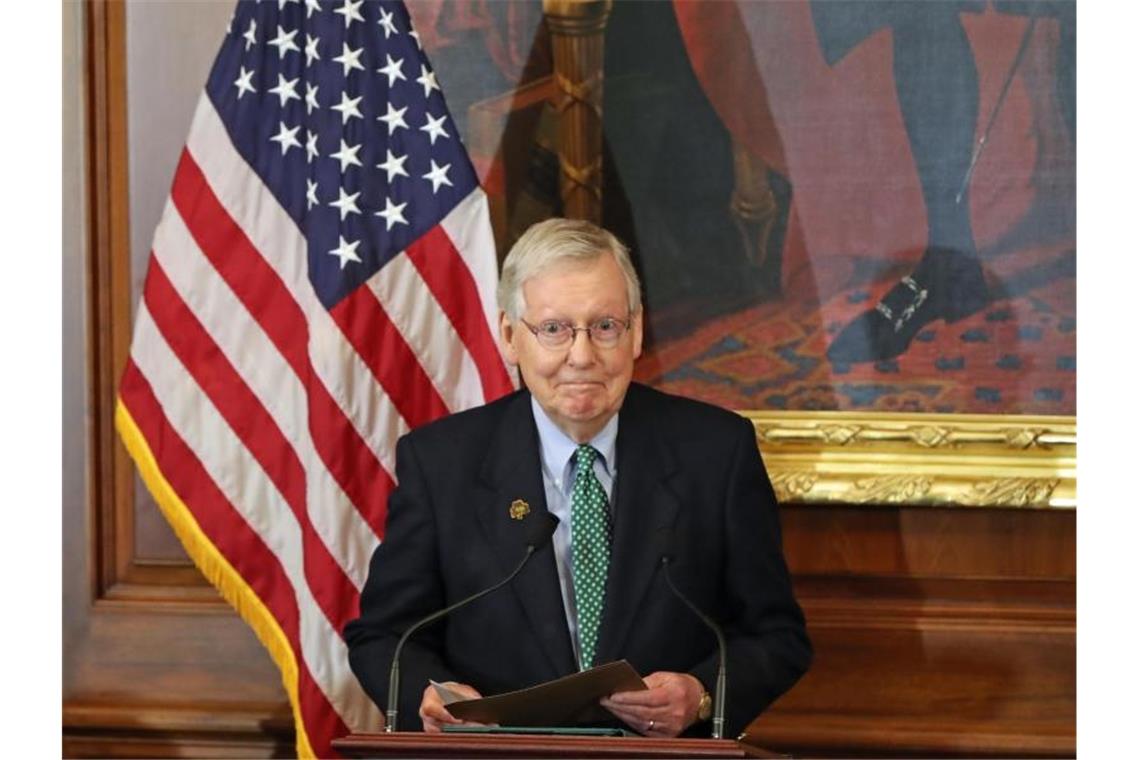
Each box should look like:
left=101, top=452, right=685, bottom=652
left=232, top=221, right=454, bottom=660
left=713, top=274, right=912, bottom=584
left=114, top=1, right=514, bottom=756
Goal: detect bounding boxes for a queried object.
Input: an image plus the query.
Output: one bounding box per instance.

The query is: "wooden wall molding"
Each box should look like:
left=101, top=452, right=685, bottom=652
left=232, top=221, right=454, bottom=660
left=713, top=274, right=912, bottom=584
left=84, top=0, right=216, bottom=604
left=743, top=507, right=1076, bottom=758
left=64, top=701, right=294, bottom=737
left=66, top=5, right=289, bottom=755
left=64, top=700, right=293, bottom=758
left=63, top=700, right=293, bottom=760
left=747, top=609, right=1075, bottom=758
left=744, top=714, right=1074, bottom=759
left=63, top=736, right=286, bottom=760
left=794, top=575, right=1074, bottom=633
left=801, top=598, right=1073, bottom=634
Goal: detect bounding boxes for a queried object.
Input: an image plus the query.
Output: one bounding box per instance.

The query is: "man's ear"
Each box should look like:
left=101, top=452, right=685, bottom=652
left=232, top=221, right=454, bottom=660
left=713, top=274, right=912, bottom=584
left=499, top=311, right=520, bottom=365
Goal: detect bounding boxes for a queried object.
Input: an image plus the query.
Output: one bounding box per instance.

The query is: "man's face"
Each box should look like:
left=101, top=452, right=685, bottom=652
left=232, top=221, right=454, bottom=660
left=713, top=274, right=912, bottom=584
left=500, top=252, right=643, bottom=443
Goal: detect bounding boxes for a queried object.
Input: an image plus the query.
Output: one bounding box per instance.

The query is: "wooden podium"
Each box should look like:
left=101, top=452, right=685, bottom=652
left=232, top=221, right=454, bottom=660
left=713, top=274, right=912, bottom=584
left=333, top=731, right=782, bottom=758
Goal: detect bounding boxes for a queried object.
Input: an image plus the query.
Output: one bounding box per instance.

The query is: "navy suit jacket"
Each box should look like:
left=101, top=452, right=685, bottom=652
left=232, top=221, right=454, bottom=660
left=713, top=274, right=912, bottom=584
left=345, top=383, right=811, bottom=736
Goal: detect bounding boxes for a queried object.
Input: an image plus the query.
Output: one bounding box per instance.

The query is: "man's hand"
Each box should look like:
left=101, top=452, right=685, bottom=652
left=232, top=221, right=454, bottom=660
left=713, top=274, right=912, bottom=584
left=417, top=681, right=485, bottom=733
left=600, top=671, right=705, bottom=737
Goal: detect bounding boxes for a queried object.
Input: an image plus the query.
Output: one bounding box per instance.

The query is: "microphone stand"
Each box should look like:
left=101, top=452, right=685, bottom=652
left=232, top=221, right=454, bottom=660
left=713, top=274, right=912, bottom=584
left=386, top=514, right=558, bottom=732
left=661, top=556, right=728, bottom=740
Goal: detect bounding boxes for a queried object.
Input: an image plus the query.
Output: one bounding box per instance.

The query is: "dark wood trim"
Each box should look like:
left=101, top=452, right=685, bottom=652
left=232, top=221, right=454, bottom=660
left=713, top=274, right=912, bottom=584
left=62, top=735, right=286, bottom=760
left=333, top=732, right=764, bottom=758
left=68, top=3, right=291, bottom=751
left=796, top=577, right=1075, bottom=632
left=64, top=701, right=295, bottom=735
left=83, top=0, right=216, bottom=602
left=743, top=714, right=1074, bottom=758
left=63, top=701, right=295, bottom=759
left=85, top=0, right=123, bottom=600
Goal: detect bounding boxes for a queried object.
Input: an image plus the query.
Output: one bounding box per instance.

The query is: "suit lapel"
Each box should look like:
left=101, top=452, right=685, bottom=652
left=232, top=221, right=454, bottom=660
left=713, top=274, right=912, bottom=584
left=594, top=385, right=680, bottom=665
left=475, top=391, right=578, bottom=679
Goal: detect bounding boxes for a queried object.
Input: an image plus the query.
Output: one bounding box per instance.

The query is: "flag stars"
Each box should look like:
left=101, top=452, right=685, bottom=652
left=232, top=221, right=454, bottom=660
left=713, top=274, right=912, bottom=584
left=423, top=160, right=453, bottom=193
left=270, top=121, right=302, bottom=156
left=243, top=18, right=257, bottom=51
left=376, top=197, right=408, bottom=231
left=378, top=103, right=408, bottom=135
left=305, top=82, right=320, bottom=114
left=334, top=0, right=365, bottom=29
left=304, top=34, right=321, bottom=66
left=330, top=138, right=363, bottom=171
left=269, top=73, right=301, bottom=107
left=378, top=7, right=398, bottom=38
left=328, top=235, right=363, bottom=269
left=329, top=187, right=362, bottom=220
left=331, top=91, right=363, bottom=124
left=377, top=54, right=405, bottom=87
left=420, top=112, right=449, bottom=145
left=268, top=25, right=300, bottom=59
left=233, top=66, right=256, bottom=99
left=377, top=150, right=409, bottom=182
left=333, top=42, right=365, bottom=76
left=416, top=64, right=441, bottom=98
left=213, top=0, right=479, bottom=281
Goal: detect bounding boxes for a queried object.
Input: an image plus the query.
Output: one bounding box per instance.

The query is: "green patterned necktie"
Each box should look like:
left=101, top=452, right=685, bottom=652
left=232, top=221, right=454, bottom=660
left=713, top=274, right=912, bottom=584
left=570, top=444, right=612, bottom=670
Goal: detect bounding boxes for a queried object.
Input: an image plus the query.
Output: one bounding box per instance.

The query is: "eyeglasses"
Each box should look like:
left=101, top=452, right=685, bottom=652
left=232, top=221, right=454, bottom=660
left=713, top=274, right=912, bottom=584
left=519, top=315, right=633, bottom=349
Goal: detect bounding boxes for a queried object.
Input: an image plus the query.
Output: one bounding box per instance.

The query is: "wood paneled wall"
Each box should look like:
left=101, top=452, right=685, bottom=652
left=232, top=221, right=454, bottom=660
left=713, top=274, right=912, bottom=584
left=62, top=3, right=1074, bottom=757
left=746, top=506, right=1075, bottom=758
left=64, top=3, right=293, bottom=756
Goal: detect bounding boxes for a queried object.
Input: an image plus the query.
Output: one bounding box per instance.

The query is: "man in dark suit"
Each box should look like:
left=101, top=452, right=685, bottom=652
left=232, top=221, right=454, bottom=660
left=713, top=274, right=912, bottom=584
left=345, top=218, right=811, bottom=738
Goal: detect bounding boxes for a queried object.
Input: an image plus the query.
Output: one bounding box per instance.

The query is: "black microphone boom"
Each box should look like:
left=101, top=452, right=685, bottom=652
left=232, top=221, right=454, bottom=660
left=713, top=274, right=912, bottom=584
left=660, top=552, right=729, bottom=740
left=384, top=512, right=559, bottom=732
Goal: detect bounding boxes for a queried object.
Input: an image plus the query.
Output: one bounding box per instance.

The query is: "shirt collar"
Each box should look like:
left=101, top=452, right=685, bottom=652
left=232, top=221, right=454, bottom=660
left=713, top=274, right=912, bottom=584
left=531, top=396, right=619, bottom=485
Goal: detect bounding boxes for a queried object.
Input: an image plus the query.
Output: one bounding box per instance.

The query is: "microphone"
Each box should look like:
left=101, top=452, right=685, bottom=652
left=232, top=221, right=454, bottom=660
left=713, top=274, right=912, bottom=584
left=385, top=512, right=559, bottom=732
left=657, top=532, right=728, bottom=740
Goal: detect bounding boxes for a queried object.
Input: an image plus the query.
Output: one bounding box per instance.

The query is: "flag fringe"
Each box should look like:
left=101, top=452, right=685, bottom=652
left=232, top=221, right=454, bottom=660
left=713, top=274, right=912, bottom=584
left=115, top=398, right=318, bottom=760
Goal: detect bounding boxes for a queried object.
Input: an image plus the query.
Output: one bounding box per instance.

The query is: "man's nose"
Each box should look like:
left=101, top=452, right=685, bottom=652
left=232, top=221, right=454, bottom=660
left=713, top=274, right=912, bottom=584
left=565, top=328, right=598, bottom=366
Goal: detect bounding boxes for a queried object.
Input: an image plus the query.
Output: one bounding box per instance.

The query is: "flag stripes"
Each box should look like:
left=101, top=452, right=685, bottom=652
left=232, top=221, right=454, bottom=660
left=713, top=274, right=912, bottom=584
left=141, top=258, right=365, bottom=628
left=171, top=141, right=397, bottom=536
left=329, top=286, right=452, bottom=431
left=118, top=363, right=336, bottom=758
left=119, top=359, right=365, bottom=746
left=183, top=97, right=409, bottom=483
left=364, top=253, right=488, bottom=415
left=149, top=203, right=380, bottom=587
left=150, top=200, right=379, bottom=587
left=127, top=305, right=379, bottom=725
left=405, top=222, right=515, bottom=401
left=437, top=191, right=507, bottom=348
left=117, top=3, right=515, bottom=754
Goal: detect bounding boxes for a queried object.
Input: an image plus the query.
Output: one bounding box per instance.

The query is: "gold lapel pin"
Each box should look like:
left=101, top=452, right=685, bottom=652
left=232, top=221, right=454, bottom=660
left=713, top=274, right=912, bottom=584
left=509, top=499, right=530, bottom=521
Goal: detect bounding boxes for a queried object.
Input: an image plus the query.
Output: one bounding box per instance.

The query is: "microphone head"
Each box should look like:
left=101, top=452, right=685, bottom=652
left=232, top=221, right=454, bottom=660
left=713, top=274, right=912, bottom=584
left=654, top=526, right=676, bottom=565
left=524, top=512, right=559, bottom=550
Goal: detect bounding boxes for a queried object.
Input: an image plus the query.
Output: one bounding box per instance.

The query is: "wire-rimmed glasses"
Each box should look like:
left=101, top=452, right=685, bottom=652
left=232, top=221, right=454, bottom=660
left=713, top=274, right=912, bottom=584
left=518, top=315, right=633, bottom=349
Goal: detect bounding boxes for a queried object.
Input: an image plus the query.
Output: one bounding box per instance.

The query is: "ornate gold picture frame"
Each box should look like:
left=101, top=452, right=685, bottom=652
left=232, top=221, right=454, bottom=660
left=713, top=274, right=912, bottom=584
left=747, top=411, right=1074, bottom=508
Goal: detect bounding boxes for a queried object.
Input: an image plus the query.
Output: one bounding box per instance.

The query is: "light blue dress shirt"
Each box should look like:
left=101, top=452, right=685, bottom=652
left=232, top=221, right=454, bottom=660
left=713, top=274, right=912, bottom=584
left=530, top=396, right=618, bottom=670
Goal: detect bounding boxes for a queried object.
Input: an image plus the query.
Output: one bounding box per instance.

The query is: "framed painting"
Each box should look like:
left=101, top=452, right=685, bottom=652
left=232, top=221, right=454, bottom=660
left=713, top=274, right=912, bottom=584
left=422, top=0, right=1075, bottom=507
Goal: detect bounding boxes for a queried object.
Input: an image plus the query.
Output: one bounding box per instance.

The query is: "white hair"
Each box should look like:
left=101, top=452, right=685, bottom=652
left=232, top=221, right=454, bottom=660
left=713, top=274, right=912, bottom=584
left=496, top=218, right=642, bottom=321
